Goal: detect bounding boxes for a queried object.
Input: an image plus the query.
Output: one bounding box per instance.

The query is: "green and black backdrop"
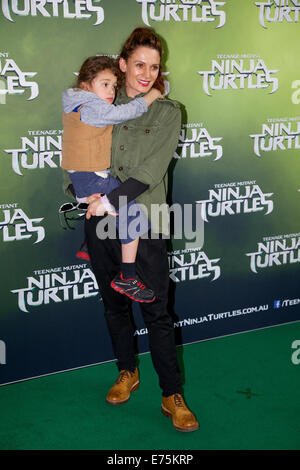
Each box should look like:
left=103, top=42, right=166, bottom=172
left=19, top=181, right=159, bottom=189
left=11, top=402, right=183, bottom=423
left=1, top=0, right=300, bottom=385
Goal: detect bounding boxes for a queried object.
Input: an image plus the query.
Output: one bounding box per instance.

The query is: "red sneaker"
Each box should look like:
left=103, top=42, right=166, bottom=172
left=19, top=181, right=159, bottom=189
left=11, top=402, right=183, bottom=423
left=111, top=272, right=155, bottom=303
left=76, top=241, right=90, bottom=261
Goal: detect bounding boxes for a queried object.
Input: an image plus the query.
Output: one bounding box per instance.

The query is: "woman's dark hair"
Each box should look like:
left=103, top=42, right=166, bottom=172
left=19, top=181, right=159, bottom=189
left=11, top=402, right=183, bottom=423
left=75, top=55, right=122, bottom=89
left=119, top=27, right=165, bottom=94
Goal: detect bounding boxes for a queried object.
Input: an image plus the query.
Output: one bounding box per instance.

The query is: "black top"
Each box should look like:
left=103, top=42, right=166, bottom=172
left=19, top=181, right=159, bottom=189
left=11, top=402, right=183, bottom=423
left=66, top=177, right=149, bottom=210
left=107, top=178, right=149, bottom=210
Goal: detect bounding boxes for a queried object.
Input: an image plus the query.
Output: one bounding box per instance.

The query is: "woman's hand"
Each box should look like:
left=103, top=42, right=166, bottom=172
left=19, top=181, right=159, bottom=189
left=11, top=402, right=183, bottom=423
left=86, top=198, right=118, bottom=219
left=86, top=199, right=105, bottom=219
left=86, top=193, right=102, bottom=204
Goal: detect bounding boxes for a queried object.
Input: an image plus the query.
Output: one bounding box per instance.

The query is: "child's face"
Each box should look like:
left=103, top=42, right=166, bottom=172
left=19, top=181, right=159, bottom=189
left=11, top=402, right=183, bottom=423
left=83, top=69, right=117, bottom=104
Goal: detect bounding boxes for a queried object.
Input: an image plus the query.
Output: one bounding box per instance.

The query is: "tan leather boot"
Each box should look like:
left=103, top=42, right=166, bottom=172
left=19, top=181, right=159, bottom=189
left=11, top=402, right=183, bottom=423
left=162, top=393, right=199, bottom=432
left=106, top=369, right=139, bottom=405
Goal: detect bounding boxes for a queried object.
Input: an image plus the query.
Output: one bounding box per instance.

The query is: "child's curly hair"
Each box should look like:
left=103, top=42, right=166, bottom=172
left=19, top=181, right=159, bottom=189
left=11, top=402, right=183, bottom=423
left=75, top=55, right=122, bottom=90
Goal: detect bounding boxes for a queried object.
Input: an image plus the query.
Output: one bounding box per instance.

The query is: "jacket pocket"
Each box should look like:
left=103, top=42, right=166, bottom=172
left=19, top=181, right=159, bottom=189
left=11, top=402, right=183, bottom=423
left=124, top=123, right=159, bottom=166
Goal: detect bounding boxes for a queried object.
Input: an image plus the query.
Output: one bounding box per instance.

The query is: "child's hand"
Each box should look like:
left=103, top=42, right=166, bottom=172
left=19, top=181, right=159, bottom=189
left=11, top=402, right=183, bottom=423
left=149, top=88, right=163, bottom=99
left=143, top=88, right=164, bottom=107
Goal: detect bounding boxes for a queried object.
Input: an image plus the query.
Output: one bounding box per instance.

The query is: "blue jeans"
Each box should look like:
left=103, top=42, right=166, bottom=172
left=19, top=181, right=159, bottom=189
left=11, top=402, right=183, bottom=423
left=69, top=171, right=149, bottom=244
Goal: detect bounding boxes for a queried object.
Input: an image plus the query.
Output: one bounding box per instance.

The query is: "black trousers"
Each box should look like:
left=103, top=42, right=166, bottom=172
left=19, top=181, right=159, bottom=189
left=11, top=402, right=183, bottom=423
left=85, top=215, right=182, bottom=397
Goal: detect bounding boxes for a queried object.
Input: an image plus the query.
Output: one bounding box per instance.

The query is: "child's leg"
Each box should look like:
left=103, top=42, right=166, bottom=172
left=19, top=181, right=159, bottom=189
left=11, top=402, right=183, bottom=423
left=76, top=238, right=90, bottom=261
left=121, top=238, right=139, bottom=262
left=121, top=238, right=138, bottom=279
left=111, top=236, right=155, bottom=303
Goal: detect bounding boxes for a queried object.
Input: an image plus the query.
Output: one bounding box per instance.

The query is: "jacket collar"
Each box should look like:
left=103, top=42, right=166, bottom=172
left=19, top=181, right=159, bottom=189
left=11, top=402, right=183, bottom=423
left=117, top=87, right=146, bottom=103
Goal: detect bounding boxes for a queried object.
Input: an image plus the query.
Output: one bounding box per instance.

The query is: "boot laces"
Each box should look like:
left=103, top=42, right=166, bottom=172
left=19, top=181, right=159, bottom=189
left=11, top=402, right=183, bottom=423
left=174, top=394, right=185, bottom=408
left=116, top=370, right=134, bottom=384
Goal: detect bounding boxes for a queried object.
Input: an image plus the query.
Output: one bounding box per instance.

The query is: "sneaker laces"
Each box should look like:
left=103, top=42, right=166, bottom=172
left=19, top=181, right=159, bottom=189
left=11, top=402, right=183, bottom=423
left=131, top=279, right=145, bottom=290
left=174, top=394, right=185, bottom=408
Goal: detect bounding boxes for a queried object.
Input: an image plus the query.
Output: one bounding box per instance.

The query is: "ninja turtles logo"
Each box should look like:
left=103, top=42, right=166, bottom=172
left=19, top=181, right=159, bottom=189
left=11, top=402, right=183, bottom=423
left=0, top=203, right=45, bottom=244
left=137, top=0, right=226, bottom=28
left=0, top=53, right=38, bottom=102
left=0, top=0, right=104, bottom=25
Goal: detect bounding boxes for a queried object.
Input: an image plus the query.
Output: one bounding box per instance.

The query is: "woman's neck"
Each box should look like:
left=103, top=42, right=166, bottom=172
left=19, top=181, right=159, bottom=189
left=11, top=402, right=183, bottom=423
left=125, top=87, right=138, bottom=98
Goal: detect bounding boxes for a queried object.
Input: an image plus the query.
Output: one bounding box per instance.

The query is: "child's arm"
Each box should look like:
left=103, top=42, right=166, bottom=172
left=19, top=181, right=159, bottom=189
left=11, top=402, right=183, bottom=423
left=80, top=90, right=163, bottom=128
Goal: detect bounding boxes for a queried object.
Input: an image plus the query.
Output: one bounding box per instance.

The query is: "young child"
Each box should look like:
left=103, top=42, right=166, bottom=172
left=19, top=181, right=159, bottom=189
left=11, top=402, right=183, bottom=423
left=61, top=55, right=162, bottom=303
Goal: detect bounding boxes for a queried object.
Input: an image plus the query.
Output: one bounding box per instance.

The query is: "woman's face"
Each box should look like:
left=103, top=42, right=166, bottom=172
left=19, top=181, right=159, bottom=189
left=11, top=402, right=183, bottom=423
left=119, top=46, right=160, bottom=98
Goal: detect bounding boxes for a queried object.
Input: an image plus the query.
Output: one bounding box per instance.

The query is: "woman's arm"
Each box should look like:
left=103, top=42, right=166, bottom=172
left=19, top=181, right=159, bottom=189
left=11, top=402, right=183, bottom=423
left=106, top=178, right=149, bottom=209
left=85, top=102, right=181, bottom=218
left=85, top=177, right=149, bottom=218
left=90, top=103, right=181, bottom=214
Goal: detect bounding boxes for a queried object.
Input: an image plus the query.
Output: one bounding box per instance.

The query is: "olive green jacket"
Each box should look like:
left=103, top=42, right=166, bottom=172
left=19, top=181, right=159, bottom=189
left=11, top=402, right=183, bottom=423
left=62, top=88, right=182, bottom=234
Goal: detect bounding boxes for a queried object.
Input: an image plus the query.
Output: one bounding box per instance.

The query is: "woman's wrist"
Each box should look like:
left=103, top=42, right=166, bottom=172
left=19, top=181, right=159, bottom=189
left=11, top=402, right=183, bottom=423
left=101, top=195, right=115, bottom=213
left=76, top=195, right=88, bottom=203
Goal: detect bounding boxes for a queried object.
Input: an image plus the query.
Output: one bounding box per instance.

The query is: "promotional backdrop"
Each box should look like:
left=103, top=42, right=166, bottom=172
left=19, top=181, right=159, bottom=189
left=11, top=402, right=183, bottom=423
left=1, top=0, right=300, bottom=385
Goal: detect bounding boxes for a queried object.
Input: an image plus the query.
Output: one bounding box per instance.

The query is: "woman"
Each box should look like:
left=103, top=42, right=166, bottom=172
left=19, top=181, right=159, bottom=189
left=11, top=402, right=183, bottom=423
left=85, top=27, right=199, bottom=432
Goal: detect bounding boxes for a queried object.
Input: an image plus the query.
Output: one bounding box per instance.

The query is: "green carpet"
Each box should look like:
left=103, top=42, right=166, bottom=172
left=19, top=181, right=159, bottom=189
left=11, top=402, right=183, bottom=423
left=0, top=322, right=300, bottom=450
